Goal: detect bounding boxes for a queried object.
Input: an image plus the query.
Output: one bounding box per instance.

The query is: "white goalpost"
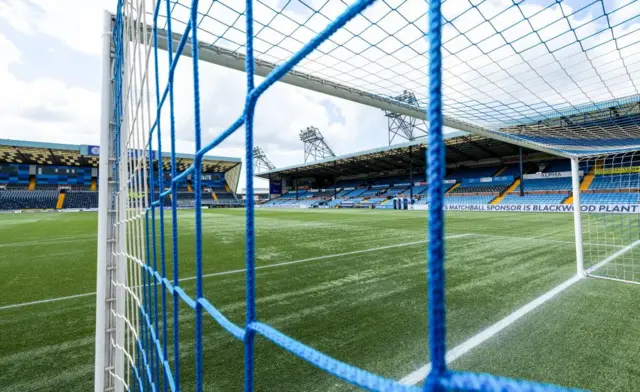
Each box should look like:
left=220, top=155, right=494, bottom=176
left=579, top=151, right=640, bottom=284
left=95, top=0, right=640, bottom=391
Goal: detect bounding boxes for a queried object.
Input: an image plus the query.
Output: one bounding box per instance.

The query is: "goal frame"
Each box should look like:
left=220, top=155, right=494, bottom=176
left=95, top=1, right=639, bottom=390
left=96, top=10, right=127, bottom=392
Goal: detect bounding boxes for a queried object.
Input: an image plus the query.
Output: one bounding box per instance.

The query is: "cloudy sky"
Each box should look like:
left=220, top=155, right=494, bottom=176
left=0, top=0, right=637, bottom=189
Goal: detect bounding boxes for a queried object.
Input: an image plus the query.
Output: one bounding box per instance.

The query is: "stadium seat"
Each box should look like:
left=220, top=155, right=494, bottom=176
left=589, top=173, right=640, bottom=190
left=581, top=193, right=638, bottom=204
left=501, top=194, right=567, bottom=204
left=450, top=181, right=511, bottom=194
left=64, top=191, right=99, bottom=209
left=522, top=177, right=574, bottom=192
left=382, top=185, right=409, bottom=196
left=0, top=190, right=59, bottom=210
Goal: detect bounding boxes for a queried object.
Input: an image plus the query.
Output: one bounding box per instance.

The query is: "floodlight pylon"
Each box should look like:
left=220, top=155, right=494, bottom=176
left=384, top=91, right=428, bottom=145
left=253, top=146, right=275, bottom=173
left=299, top=126, right=335, bottom=163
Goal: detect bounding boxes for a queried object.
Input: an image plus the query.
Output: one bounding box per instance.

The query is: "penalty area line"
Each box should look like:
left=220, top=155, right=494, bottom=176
left=0, top=233, right=472, bottom=311
left=399, top=237, right=640, bottom=386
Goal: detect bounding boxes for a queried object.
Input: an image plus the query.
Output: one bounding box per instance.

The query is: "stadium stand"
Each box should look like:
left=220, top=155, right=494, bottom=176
left=0, top=140, right=241, bottom=210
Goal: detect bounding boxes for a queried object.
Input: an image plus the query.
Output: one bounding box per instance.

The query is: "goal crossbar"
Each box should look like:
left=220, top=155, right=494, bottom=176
left=136, top=17, right=640, bottom=160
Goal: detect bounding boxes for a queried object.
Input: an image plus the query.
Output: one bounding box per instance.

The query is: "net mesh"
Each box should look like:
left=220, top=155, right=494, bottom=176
left=150, top=0, right=640, bottom=155
left=100, top=0, right=637, bottom=391
left=581, top=151, right=640, bottom=284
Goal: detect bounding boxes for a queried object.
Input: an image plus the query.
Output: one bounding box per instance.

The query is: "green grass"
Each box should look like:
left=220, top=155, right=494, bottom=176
left=0, top=209, right=638, bottom=391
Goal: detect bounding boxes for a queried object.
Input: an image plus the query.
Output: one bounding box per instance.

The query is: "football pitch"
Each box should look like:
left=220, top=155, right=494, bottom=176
left=1, top=209, right=639, bottom=391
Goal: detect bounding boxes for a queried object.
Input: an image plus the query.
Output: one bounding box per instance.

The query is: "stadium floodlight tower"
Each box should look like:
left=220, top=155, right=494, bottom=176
left=384, top=90, right=428, bottom=145
left=299, top=126, right=335, bottom=163
left=252, top=146, right=275, bottom=173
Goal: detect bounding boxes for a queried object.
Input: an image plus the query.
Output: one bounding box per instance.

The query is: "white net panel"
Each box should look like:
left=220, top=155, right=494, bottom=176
left=109, top=0, right=155, bottom=389
left=581, top=151, right=640, bottom=284
left=150, top=0, right=640, bottom=155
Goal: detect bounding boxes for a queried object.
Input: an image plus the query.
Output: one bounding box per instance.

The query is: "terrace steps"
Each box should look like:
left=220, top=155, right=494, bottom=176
left=490, top=179, right=520, bottom=204
left=56, top=193, right=65, bottom=209
left=446, top=183, right=460, bottom=194
left=493, top=166, right=507, bottom=176
left=580, top=174, right=595, bottom=191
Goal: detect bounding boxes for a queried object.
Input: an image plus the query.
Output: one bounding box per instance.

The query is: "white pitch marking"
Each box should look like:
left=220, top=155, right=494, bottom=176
left=0, top=234, right=471, bottom=311
left=467, top=233, right=623, bottom=248
left=585, top=239, right=640, bottom=275
left=399, top=238, right=640, bottom=386
left=0, top=292, right=97, bottom=310
left=182, top=233, right=472, bottom=282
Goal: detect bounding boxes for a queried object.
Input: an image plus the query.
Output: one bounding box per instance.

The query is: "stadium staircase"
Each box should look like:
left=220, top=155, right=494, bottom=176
left=493, top=166, right=507, bottom=176
left=212, top=192, right=218, bottom=201
left=91, top=178, right=97, bottom=191
left=56, top=192, right=65, bottom=209
left=580, top=169, right=596, bottom=191
left=445, top=183, right=460, bottom=194
left=563, top=165, right=598, bottom=205
left=28, top=177, right=36, bottom=191
left=490, top=179, right=520, bottom=204
left=187, top=181, right=193, bottom=192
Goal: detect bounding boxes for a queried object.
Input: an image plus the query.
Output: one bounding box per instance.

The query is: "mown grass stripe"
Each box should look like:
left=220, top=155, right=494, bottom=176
left=0, top=233, right=472, bottom=311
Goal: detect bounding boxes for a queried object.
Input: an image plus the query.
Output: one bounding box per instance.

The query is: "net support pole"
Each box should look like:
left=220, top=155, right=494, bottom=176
left=95, top=10, right=112, bottom=392
left=409, top=146, right=414, bottom=200
left=518, top=147, right=525, bottom=196
left=571, top=157, right=585, bottom=277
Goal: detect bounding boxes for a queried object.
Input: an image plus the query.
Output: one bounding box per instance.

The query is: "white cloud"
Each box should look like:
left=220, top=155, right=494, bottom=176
left=0, top=34, right=100, bottom=145
left=0, top=0, right=113, bottom=55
